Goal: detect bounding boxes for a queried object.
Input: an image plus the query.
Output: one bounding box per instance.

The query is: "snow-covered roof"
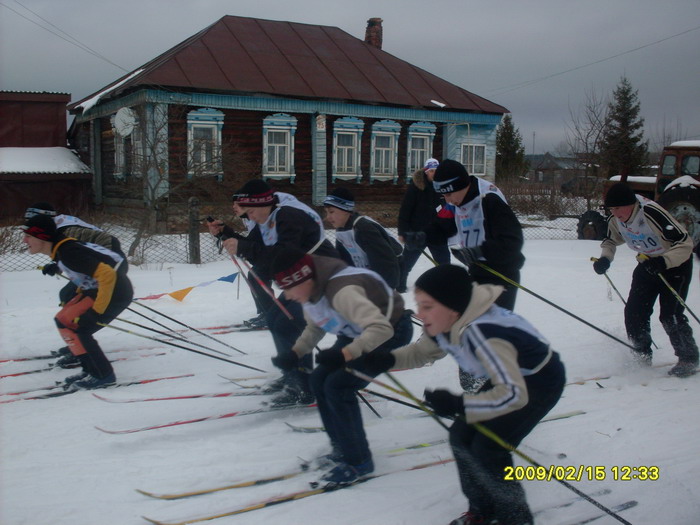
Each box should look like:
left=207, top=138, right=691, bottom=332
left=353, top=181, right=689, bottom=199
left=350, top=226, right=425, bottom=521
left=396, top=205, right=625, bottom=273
left=76, top=68, right=144, bottom=113
left=669, top=140, right=700, bottom=148
left=0, top=147, right=91, bottom=174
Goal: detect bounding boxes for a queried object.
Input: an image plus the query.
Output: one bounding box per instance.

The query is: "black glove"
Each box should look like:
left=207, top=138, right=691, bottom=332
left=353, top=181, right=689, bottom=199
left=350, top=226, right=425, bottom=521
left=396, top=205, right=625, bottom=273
left=424, top=388, right=464, bottom=418
left=404, top=231, right=427, bottom=252
left=271, top=352, right=299, bottom=371
left=363, top=350, right=395, bottom=374
left=42, top=263, right=60, bottom=276
left=592, top=257, right=611, bottom=275
left=640, top=256, right=666, bottom=275
left=315, top=348, right=346, bottom=369
left=451, top=246, right=483, bottom=266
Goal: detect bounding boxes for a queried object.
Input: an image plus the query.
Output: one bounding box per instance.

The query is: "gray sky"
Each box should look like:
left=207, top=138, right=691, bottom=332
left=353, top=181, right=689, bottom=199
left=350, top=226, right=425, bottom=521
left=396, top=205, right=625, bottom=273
left=1, top=0, right=698, bottom=154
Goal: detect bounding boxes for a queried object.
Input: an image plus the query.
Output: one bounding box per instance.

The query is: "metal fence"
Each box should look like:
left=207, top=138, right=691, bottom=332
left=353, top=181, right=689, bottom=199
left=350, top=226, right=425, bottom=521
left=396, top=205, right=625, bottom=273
left=1, top=183, right=602, bottom=272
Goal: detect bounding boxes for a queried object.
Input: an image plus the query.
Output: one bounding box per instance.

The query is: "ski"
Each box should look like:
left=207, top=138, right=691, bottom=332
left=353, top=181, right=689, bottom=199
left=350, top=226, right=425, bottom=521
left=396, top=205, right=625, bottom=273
left=532, top=488, right=612, bottom=517
left=0, top=344, right=164, bottom=366
left=0, top=352, right=166, bottom=379
left=137, top=469, right=306, bottom=500
left=210, top=326, right=268, bottom=335
left=92, top=389, right=268, bottom=403
left=96, top=402, right=317, bottom=434
left=561, top=500, right=638, bottom=525
left=284, top=409, right=586, bottom=434
left=141, top=458, right=455, bottom=525
left=0, top=374, right=194, bottom=404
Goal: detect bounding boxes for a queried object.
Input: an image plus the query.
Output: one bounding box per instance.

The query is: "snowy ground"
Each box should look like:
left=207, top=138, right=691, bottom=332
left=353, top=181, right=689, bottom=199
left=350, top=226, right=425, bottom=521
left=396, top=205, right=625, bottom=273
left=2, top=240, right=699, bottom=525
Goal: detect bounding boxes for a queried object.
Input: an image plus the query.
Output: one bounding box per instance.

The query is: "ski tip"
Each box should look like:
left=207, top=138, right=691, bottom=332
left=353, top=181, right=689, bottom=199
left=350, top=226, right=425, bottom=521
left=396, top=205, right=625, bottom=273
left=141, top=516, right=167, bottom=525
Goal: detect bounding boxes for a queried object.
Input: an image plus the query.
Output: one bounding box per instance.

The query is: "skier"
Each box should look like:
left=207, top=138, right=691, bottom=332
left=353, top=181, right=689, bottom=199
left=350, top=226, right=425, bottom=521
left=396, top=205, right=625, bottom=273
left=270, top=246, right=413, bottom=485
left=410, top=159, right=525, bottom=391
left=323, top=187, right=403, bottom=289
left=207, top=179, right=340, bottom=406
left=592, top=182, right=699, bottom=377
left=22, top=214, right=133, bottom=390
left=25, top=202, right=128, bottom=366
left=365, top=264, right=565, bottom=525
left=397, top=158, right=451, bottom=292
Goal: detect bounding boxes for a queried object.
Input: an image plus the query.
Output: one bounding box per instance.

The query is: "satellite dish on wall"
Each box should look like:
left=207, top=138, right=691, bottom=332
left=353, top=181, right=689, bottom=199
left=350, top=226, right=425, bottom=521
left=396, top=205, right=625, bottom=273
left=114, top=107, right=136, bottom=137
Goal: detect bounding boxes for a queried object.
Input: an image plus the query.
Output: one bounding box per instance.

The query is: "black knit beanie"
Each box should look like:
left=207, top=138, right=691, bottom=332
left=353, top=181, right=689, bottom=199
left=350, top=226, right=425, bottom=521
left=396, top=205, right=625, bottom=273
left=232, top=179, right=275, bottom=207
left=604, top=182, right=636, bottom=208
left=25, top=202, right=57, bottom=220
left=271, top=247, right=316, bottom=290
left=23, top=214, right=60, bottom=243
left=432, top=159, right=470, bottom=194
left=415, top=264, right=472, bottom=314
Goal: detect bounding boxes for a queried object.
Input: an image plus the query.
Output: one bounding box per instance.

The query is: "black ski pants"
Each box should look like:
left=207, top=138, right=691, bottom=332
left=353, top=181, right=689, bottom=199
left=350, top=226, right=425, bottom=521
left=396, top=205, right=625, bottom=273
left=625, top=257, right=699, bottom=363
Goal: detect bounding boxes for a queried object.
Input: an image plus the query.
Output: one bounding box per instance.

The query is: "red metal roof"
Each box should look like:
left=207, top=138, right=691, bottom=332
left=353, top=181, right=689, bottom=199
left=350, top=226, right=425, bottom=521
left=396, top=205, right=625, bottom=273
left=70, top=16, right=507, bottom=114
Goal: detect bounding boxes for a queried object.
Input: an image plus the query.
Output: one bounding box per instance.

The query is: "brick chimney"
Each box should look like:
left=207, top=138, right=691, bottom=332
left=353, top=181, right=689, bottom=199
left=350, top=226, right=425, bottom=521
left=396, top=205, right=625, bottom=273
left=364, top=18, right=383, bottom=49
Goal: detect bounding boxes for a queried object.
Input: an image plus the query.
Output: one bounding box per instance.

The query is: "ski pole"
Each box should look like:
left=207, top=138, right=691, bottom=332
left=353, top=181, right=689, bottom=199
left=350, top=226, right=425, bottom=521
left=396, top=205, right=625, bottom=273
left=357, top=391, right=381, bottom=419
left=348, top=368, right=633, bottom=525
left=207, top=217, right=294, bottom=321
left=114, top=317, right=234, bottom=357
left=590, top=258, right=659, bottom=349
left=39, top=266, right=245, bottom=355
left=131, top=300, right=247, bottom=355
left=637, top=254, right=700, bottom=325
left=97, top=322, right=266, bottom=373
left=237, top=256, right=295, bottom=320
left=472, top=261, right=636, bottom=351
left=125, top=305, right=179, bottom=335
left=421, top=250, right=438, bottom=266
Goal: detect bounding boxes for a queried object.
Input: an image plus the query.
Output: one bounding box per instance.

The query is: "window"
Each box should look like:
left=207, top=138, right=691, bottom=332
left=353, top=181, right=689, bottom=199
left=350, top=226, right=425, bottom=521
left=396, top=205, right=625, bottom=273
left=462, top=144, right=486, bottom=176
left=681, top=155, right=699, bottom=176
left=407, top=122, right=436, bottom=177
left=332, top=117, right=363, bottom=182
left=111, top=108, right=140, bottom=180
left=187, top=108, right=224, bottom=179
left=370, top=120, right=401, bottom=183
left=263, top=114, right=297, bottom=182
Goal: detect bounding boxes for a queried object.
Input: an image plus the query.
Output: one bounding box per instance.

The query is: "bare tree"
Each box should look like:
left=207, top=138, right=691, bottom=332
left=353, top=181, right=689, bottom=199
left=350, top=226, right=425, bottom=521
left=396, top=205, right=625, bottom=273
left=564, top=87, right=608, bottom=209
left=111, top=104, right=257, bottom=259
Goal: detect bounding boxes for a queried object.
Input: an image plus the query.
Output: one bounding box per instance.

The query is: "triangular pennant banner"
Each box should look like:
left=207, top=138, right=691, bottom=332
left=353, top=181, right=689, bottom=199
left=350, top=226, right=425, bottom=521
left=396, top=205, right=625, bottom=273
left=168, top=287, right=194, bottom=302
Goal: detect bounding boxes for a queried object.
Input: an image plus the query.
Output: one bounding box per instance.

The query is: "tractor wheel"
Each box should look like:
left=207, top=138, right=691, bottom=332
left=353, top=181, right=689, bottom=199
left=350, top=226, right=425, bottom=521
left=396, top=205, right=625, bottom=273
left=577, top=210, right=607, bottom=240
left=657, top=186, right=700, bottom=247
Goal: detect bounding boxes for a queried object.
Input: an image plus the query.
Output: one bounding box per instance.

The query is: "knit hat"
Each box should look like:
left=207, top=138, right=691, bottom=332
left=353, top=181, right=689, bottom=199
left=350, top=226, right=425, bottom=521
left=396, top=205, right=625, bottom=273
left=22, top=214, right=59, bottom=242
left=604, top=182, right=636, bottom=208
left=25, top=202, right=57, bottom=220
left=423, top=158, right=439, bottom=171
left=232, top=179, right=275, bottom=207
left=415, top=264, right=472, bottom=314
left=432, top=159, right=469, bottom=194
left=271, top=247, right=316, bottom=290
left=323, top=187, right=355, bottom=212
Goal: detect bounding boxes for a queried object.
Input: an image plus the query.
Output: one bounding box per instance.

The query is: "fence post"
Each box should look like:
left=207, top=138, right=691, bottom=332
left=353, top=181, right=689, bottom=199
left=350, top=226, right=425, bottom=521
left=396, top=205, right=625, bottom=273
left=188, top=197, right=201, bottom=265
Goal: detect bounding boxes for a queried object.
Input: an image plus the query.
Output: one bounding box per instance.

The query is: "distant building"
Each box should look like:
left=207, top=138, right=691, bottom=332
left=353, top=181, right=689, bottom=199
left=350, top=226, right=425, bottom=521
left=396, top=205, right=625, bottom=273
left=525, top=152, right=584, bottom=184
left=67, top=16, right=507, bottom=229
left=0, top=91, right=92, bottom=219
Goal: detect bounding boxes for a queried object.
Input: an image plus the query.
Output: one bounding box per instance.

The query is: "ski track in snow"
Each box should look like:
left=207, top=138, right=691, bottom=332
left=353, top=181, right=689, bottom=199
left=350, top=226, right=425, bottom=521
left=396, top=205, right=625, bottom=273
left=2, top=240, right=700, bottom=524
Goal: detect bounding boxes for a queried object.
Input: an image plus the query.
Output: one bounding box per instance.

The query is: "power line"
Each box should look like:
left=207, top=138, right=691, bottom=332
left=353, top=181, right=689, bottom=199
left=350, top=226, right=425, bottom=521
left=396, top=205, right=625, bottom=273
left=487, top=25, right=700, bottom=95
left=0, top=1, right=129, bottom=73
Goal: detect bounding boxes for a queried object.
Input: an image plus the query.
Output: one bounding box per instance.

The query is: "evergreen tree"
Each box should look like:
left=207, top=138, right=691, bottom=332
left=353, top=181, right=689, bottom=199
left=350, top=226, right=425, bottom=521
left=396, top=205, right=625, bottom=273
left=496, top=114, right=528, bottom=181
left=600, top=76, right=648, bottom=177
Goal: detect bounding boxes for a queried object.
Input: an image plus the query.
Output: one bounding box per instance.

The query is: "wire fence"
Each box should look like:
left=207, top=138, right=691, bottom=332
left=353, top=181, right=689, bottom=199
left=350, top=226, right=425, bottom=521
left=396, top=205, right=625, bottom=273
left=1, top=183, right=603, bottom=272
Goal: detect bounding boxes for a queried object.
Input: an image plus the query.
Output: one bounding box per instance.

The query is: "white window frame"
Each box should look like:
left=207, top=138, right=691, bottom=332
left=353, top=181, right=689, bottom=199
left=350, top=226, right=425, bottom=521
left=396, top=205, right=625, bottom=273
left=111, top=109, right=141, bottom=180
left=370, top=120, right=401, bottom=183
left=406, top=122, right=436, bottom=178
left=461, top=143, right=486, bottom=176
left=332, top=117, right=363, bottom=182
left=187, top=108, right=224, bottom=180
left=263, top=113, right=297, bottom=182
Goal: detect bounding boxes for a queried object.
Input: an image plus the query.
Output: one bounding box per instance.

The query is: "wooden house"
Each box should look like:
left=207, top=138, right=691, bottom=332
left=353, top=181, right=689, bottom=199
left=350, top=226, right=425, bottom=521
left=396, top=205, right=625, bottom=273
left=67, top=16, right=507, bottom=230
left=0, top=91, right=92, bottom=220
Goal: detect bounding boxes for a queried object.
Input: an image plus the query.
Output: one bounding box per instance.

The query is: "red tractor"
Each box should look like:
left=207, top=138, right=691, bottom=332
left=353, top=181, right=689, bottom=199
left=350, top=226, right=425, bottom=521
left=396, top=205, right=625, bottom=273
left=577, top=141, right=700, bottom=243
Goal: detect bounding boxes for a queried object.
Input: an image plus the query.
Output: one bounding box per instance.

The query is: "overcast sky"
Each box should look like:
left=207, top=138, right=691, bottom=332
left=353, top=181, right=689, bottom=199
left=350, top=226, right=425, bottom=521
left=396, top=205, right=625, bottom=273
left=1, top=0, right=698, bottom=154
